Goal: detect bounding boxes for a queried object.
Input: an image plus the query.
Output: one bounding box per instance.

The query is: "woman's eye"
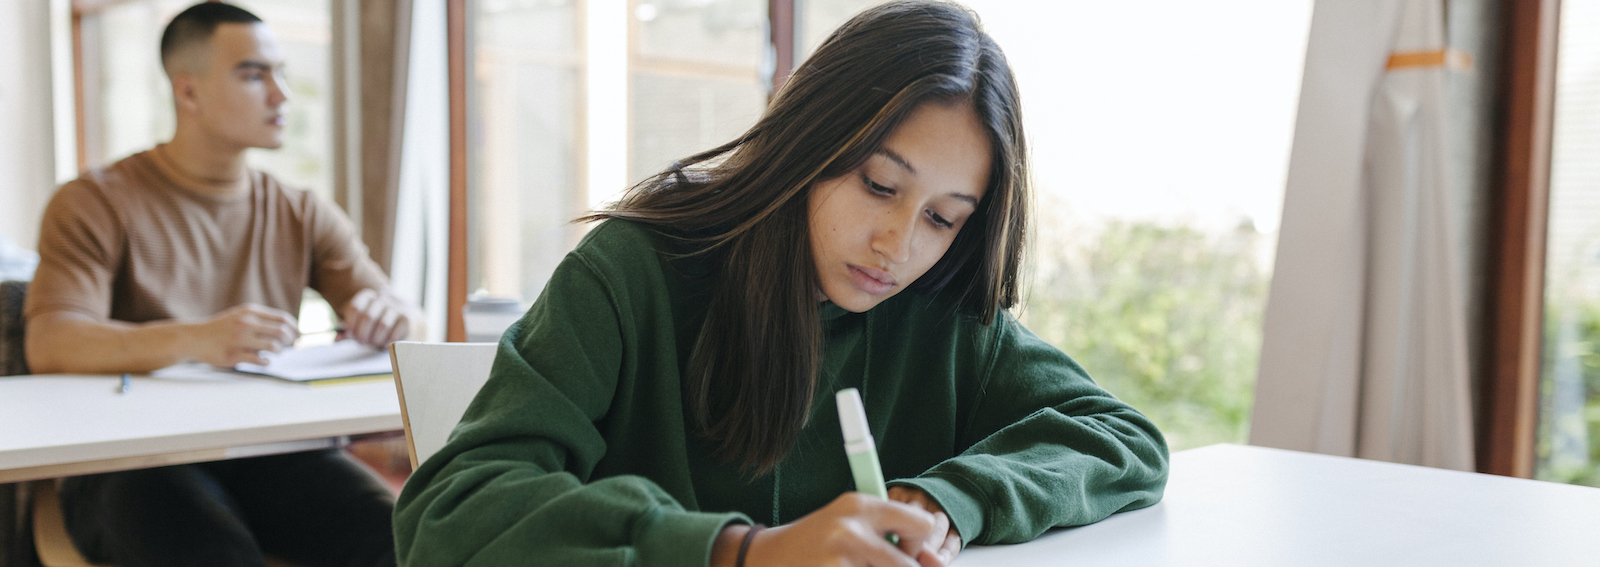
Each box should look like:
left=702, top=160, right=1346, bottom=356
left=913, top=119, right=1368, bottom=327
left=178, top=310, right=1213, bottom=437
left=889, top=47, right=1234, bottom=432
left=861, top=173, right=894, bottom=196
left=927, top=211, right=954, bottom=229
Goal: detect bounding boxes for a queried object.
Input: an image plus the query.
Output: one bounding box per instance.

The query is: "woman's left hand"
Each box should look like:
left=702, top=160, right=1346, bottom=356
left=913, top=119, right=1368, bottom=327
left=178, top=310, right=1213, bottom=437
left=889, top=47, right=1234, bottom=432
left=888, top=486, right=962, bottom=567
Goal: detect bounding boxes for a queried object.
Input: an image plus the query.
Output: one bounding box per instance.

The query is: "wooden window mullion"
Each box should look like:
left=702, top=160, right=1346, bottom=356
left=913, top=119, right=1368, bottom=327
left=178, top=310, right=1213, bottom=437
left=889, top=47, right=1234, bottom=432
left=1482, top=0, right=1560, bottom=478
left=447, top=0, right=468, bottom=342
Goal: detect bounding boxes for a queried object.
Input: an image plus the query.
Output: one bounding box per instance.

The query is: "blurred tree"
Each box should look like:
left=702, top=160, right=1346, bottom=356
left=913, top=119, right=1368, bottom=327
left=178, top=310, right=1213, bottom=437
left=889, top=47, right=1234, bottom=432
left=1019, top=219, right=1269, bottom=451
left=1537, top=298, right=1600, bottom=487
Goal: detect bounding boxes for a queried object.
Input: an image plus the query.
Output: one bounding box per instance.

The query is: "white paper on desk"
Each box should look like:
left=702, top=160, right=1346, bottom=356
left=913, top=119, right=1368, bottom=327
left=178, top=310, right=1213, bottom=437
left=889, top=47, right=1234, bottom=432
left=235, top=340, right=391, bottom=382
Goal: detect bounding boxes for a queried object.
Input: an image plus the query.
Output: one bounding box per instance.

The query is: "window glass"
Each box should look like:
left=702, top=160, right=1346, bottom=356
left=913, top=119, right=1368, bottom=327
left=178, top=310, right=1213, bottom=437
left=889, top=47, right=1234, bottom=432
left=90, top=0, right=334, bottom=201
left=798, top=0, right=870, bottom=57
left=629, top=0, right=768, bottom=184
left=468, top=0, right=583, bottom=301
left=95, top=1, right=181, bottom=166
left=1538, top=0, right=1600, bottom=488
left=800, top=1, right=1313, bottom=450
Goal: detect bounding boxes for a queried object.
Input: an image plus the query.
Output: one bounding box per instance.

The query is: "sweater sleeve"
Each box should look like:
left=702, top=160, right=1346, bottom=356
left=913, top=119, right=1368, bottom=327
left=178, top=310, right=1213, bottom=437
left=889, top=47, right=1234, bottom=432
left=392, top=249, right=747, bottom=567
left=888, top=313, right=1169, bottom=546
left=301, top=190, right=390, bottom=313
left=24, top=180, right=122, bottom=320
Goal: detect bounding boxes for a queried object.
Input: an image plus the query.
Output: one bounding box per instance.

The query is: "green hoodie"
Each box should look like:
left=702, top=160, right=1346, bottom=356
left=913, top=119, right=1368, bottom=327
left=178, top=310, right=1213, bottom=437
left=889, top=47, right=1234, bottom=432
left=394, top=220, right=1168, bottom=567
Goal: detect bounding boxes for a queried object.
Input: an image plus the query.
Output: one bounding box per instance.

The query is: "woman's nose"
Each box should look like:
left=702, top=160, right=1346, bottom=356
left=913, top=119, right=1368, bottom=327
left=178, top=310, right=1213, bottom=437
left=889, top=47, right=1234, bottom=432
left=871, top=208, right=917, bottom=264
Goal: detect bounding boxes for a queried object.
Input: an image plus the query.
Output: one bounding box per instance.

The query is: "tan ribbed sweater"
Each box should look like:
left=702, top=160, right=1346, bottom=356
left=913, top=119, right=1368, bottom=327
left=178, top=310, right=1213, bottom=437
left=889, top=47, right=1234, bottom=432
left=25, top=146, right=387, bottom=325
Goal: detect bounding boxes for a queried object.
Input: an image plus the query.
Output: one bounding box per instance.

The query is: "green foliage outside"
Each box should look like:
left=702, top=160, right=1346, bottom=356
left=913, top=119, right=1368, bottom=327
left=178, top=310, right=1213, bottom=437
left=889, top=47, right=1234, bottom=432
left=1536, top=297, right=1600, bottom=487
left=1018, top=220, right=1270, bottom=451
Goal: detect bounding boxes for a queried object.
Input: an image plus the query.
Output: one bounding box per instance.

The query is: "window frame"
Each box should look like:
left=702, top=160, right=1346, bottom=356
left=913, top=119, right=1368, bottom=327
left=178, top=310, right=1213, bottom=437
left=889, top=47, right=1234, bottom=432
left=447, top=0, right=466, bottom=342
left=1482, top=0, right=1559, bottom=478
left=68, top=0, right=132, bottom=172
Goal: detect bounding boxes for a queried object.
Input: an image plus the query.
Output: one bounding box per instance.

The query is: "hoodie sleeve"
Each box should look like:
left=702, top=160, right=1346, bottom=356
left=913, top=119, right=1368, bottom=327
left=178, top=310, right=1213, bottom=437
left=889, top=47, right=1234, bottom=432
left=393, top=244, right=746, bottom=567
left=890, top=313, right=1169, bottom=546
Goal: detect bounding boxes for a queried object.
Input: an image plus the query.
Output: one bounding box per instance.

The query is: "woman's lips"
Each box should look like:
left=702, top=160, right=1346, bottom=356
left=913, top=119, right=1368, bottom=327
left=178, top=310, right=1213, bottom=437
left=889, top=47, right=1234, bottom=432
left=847, top=265, right=896, bottom=295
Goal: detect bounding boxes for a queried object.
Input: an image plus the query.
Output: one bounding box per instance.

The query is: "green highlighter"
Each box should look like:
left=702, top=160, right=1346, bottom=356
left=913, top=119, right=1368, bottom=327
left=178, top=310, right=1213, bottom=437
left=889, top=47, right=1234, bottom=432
left=836, top=388, right=888, bottom=498
left=836, top=388, right=900, bottom=545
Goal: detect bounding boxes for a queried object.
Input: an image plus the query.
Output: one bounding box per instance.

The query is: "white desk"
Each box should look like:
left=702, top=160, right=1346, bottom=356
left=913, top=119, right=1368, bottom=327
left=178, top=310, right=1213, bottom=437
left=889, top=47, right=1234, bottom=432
left=0, top=366, right=401, bottom=483
left=957, top=444, right=1600, bottom=567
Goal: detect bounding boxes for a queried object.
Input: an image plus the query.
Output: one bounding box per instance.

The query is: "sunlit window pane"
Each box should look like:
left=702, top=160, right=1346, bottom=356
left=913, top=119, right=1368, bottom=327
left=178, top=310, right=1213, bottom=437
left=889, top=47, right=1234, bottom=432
left=629, top=0, right=767, bottom=183
left=635, top=0, right=764, bottom=68
left=96, top=2, right=178, bottom=165
left=630, top=73, right=765, bottom=182
left=468, top=0, right=583, bottom=302
left=1538, top=0, right=1600, bottom=488
left=797, top=0, right=868, bottom=57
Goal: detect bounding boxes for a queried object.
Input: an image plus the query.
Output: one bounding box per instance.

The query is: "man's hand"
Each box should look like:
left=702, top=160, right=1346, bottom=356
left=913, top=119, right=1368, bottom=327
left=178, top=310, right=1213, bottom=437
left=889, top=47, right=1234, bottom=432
left=889, top=485, right=962, bottom=567
left=191, top=303, right=299, bottom=366
left=339, top=289, right=415, bottom=347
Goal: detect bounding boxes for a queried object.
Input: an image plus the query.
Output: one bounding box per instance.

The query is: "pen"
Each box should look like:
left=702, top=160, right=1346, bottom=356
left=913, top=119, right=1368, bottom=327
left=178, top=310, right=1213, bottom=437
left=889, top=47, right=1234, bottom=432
left=837, top=388, right=899, bottom=545
left=119, top=373, right=131, bottom=394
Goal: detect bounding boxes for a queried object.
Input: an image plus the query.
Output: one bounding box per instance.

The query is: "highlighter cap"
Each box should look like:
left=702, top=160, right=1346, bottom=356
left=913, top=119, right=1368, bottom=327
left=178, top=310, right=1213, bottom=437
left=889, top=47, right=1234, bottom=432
left=836, top=388, right=872, bottom=445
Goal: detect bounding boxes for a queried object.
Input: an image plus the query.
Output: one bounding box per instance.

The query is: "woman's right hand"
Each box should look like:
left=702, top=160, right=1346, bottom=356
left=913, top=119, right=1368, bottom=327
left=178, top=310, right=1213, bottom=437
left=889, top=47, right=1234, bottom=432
left=714, top=492, right=952, bottom=567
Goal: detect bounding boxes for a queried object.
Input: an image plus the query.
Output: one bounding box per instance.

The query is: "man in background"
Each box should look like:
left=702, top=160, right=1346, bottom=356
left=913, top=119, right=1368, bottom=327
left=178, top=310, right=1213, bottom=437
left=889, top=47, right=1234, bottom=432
left=25, top=3, right=409, bottom=565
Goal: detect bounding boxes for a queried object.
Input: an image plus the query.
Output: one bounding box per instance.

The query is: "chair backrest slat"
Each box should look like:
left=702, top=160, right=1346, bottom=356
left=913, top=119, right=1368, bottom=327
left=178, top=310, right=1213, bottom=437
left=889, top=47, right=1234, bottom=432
left=389, top=341, right=499, bottom=469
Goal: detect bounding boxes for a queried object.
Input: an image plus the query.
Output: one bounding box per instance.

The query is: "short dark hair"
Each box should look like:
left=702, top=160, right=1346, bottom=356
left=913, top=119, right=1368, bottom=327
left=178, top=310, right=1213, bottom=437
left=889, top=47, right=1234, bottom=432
left=159, top=2, right=263, bottom=75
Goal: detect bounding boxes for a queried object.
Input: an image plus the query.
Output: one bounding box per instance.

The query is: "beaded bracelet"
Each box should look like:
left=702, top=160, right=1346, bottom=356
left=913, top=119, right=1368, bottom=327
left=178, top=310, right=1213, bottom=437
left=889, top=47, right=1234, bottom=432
left=736, top=524, right=766, bottom=567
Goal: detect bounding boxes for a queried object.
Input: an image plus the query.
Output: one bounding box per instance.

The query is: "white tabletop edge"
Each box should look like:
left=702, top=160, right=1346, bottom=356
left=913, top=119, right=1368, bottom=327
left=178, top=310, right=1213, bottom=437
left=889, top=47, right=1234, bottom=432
left=0, top=370, right=403, bottom=472
left=0, top=413, right=402, bottom=470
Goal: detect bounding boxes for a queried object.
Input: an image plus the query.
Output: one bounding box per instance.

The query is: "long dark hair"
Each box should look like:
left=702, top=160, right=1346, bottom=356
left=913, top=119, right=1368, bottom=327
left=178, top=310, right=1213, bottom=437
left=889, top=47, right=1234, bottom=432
left=585, top=0, right=1029, bottom=475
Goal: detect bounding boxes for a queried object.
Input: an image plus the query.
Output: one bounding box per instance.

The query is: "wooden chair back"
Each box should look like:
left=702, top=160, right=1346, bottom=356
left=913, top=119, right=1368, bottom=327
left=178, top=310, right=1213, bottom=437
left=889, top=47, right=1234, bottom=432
left=388, top=341, right=499, bottom=469
left=32, top=480, right=102, bottom=567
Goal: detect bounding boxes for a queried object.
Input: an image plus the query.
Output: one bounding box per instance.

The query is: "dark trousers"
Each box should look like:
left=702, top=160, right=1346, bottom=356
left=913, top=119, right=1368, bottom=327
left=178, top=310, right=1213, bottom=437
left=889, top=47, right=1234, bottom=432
left=59, top=449, right=396, bottom=567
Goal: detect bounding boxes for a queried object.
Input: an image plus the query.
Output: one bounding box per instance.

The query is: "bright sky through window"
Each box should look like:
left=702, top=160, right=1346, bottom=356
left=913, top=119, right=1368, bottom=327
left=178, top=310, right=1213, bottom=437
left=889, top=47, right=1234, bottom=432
left=961, top=0, right=1312, bottom=234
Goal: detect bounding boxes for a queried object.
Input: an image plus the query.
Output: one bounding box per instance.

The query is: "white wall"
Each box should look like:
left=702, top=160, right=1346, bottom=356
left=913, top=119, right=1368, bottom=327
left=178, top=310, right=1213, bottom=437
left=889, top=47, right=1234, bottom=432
left=0, top=1, right=64, bottom=251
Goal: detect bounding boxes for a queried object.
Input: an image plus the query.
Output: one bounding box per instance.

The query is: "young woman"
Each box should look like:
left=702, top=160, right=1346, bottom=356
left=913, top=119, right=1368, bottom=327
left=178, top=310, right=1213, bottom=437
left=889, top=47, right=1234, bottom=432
left=394, top=2, right=1168, bottom=566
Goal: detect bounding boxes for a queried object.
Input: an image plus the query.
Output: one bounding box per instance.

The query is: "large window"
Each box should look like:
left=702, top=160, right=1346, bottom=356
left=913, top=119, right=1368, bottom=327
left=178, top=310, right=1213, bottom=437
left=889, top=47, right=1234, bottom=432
left=801, top=1, right=1312, bottom=451
left=469, top=1, right=1311, bottom=451
left=1538, top=0, right=1600, bottom=488
left=78, top=0, right=334, bottom=201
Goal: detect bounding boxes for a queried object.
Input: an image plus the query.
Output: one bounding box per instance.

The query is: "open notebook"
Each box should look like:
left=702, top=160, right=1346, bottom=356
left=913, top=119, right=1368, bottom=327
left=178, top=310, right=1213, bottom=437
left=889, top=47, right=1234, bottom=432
left=236, top=340, right=392, bottom=383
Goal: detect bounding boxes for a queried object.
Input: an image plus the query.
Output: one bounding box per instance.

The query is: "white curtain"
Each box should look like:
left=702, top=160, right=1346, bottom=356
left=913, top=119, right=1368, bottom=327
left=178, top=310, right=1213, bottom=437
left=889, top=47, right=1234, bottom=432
left=390, top=0, right=450, bottom=342
left=1250, top=0, right=1476, bottom=471
left=0, top=0, right=70, bottom=252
